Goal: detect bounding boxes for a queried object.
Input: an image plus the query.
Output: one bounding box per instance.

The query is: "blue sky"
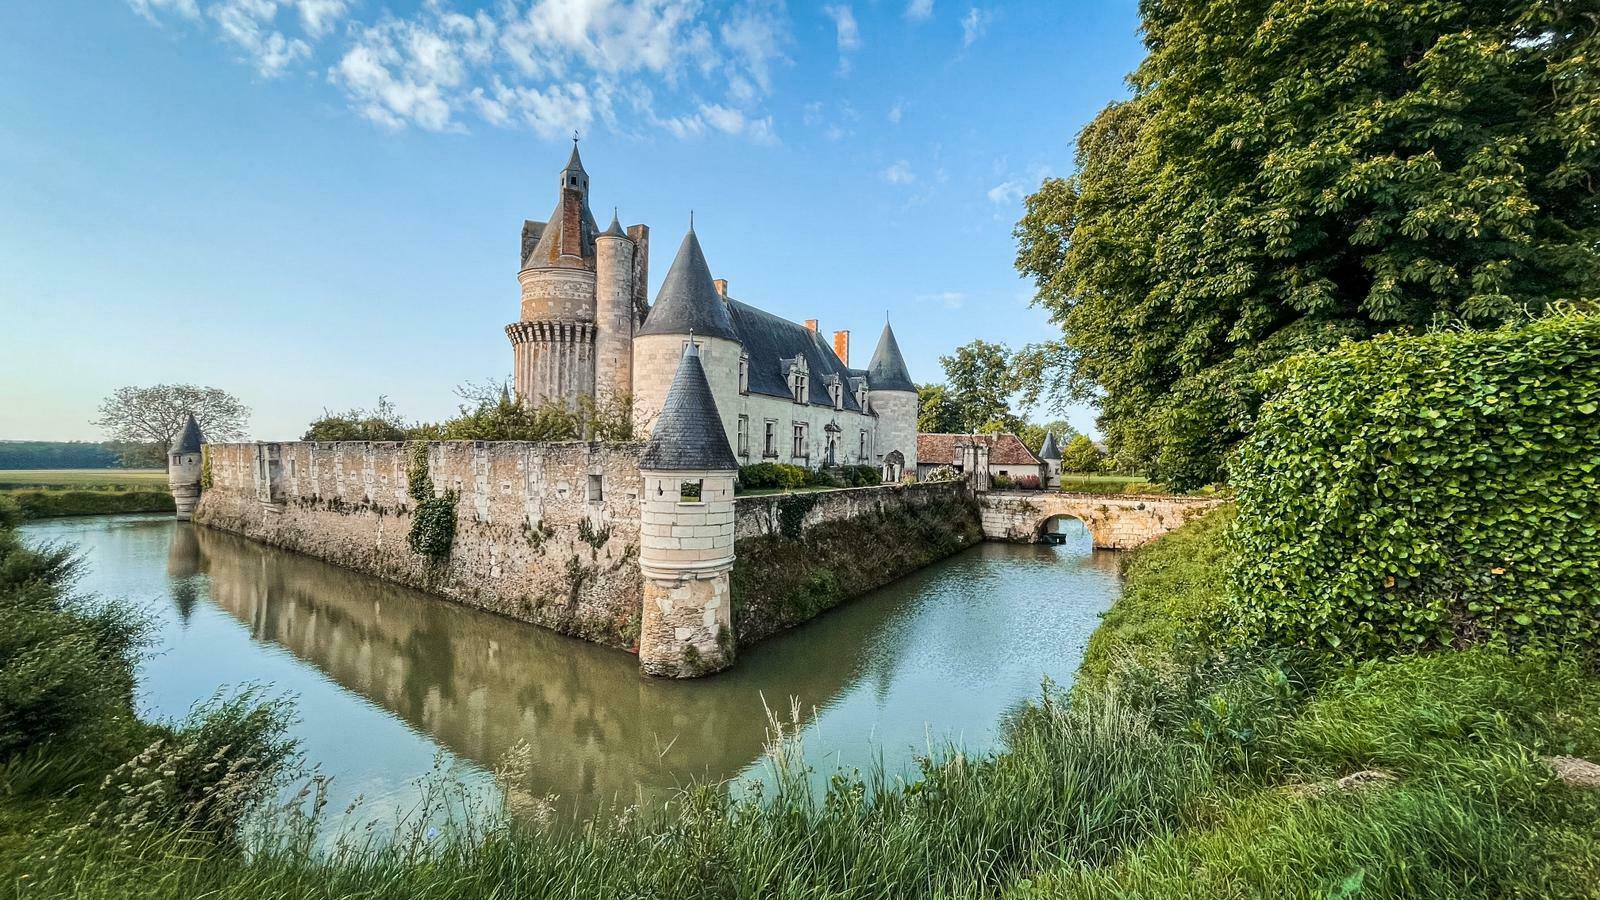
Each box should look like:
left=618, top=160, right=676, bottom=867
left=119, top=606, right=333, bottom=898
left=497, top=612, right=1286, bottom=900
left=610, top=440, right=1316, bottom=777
left=0, top=0, right=1142, bottom=441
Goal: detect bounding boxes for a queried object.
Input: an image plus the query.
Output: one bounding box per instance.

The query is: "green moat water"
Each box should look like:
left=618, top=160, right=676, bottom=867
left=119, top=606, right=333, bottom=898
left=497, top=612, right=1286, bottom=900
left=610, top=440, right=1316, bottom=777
left=23, top=513, right=1120, bottom=828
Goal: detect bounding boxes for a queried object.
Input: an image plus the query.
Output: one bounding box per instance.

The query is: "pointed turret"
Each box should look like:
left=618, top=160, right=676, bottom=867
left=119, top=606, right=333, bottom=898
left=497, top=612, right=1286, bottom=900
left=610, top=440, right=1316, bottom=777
left=562, top=140, right=588, bottom=190
left=1039, top=430, right=1062, bottom=461
left=167, top=413, right=206, bottom=521
left=173, top=413, right=205, bottom=454
left=638, top=227, right=739, bottom=342
left=600, top=208, right=627, bottom=239
left=641, top=343, right=737, bottom=470
left=866, top=321, right=915, bottom=393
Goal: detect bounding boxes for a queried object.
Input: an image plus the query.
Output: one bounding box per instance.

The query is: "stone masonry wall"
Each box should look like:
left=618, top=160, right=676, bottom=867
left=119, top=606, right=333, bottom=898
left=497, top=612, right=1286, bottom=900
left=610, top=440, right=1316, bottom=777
left=978, top=490, right=1225, bottom=550
left=730, top=481, right=981, bottom=642
left=196, top=440, right=646, bottom=649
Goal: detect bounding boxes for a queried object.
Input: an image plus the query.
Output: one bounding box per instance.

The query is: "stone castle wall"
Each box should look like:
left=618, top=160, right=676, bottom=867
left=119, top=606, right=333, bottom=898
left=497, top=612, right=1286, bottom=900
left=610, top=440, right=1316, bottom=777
left=196, top=440, right=647, bottom=648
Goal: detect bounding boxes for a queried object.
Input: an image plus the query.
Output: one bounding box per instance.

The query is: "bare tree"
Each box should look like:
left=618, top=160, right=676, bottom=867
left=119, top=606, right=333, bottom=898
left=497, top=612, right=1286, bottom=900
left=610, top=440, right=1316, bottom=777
left=93, top=385, right=250, bottom=454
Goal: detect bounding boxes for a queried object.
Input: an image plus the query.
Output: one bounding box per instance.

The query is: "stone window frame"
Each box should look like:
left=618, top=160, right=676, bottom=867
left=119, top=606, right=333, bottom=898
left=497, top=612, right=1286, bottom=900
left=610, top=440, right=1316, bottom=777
left=763, top=419, right=779, bottom=458
left=678, top=479, right=704, bottom=505
left=737, top=415, right=750, bottom=457
left=859, top=429, right=868, bottom=462
left=587, top=473, right=604, bottom=504
left=738, top=353, right=750, bottom=395
left=791, top=421, right=809, bottom=460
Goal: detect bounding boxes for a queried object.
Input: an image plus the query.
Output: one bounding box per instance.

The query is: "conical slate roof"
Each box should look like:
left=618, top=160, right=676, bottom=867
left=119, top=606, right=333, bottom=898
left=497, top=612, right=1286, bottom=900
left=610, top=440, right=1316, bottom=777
left=641, top=343, right=738, bottom=471
left=600, top=208, right=626, bottom=239
left=1038, top=431, right=1062, bottom=460
left=638, top=228, right=739, bottom=341
left=563, top=142, right=587, bottom=178
left=867, top=322, right=915, bottom=392
left=173, top=414, right=205, bottom=453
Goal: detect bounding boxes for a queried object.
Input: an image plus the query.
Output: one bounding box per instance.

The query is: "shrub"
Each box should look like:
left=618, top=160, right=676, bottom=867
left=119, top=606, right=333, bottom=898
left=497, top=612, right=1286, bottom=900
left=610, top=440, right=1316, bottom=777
left=0, top=502, right=147, bottom=758
left=739, top=463, right=810, bottom=490
left=1229, top=315, right=1600, bottom=661
left=839, top=465, right=882, bottom=487
left=924, top=466, right=961, bottom=483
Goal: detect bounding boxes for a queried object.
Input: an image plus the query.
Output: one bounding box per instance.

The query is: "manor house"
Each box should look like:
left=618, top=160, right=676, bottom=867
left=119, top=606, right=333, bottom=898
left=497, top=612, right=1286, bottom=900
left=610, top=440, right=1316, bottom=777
left=506, top=144, right=919, bottom=481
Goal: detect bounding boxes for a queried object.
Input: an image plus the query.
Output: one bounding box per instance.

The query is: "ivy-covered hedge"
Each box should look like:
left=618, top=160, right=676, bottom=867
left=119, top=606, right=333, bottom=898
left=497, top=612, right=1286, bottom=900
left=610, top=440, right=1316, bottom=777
left=1228, top=315, right=1600, bottom=660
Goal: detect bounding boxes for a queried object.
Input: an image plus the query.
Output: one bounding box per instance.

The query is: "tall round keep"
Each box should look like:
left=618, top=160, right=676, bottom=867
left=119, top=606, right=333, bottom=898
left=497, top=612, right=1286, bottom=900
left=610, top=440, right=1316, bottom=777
left=167, top=413, right=205, bottom=521
left=636, top=342, right=740, bottom=678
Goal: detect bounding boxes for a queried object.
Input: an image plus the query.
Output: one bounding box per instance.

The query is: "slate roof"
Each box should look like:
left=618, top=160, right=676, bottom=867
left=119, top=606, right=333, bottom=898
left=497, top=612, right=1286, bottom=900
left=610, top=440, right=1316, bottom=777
left=917, top=433, right=1043, bottom=467
left=641, top=343, right=738, bottom=471
left=521, top=193, right=599, bottom=271
left=173, top=414, right=205, bottom=453
left=726, top=299, right=868, bottom=413
left=1038, top=431, right=1062, bottom=460
left=638, top=229, right=740, bottom=341
left=601, top=208, right=626, bottom=238
left=867, top=323, right=916, bottom=393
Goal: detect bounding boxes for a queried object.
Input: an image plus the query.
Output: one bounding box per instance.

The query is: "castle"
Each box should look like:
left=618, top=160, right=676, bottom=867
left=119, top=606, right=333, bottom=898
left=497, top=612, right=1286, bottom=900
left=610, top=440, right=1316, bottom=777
left=506, top=144, right=919, bottom=481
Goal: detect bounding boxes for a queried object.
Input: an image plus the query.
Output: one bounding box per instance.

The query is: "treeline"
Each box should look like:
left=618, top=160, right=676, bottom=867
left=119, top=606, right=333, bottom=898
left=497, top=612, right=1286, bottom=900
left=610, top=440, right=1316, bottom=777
left=0, top=441, right=148, bottom=469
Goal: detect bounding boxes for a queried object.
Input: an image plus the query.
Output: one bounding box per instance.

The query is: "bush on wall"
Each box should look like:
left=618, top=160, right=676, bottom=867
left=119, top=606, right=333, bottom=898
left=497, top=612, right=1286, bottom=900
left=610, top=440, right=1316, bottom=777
left=739, top=463, right=810, bottom=491
left=1228, top=314, right=1600, bottom=661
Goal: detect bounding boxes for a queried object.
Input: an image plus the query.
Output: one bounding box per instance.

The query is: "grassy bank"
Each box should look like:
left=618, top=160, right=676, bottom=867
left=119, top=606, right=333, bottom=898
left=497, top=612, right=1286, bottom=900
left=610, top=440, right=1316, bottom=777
left=6, top=510, right=1599, bottom=897
left=0, top=468, right=174, bottom=519
left=1, top=468, right=173, bottom=519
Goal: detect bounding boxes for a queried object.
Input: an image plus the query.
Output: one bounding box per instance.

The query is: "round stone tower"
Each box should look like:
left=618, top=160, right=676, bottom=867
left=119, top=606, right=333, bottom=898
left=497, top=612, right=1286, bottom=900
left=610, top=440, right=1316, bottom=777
left=867, top=321, right=919, bottom=481
left=508, top=143, right=600, bottom=408
left=167, top=413, right=205, bottom=521
left=633, top=223, right=743, bottom=439
left=594, top=210, right=636, bottom=412
left=637, top=342, right=740, bottom=678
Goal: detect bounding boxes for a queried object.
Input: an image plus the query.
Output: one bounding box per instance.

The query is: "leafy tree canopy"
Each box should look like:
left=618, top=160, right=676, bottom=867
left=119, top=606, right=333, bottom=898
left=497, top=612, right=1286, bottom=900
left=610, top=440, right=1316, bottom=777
left=1060, top=435, right=1105, bottom=474
left=1016, top=1, right=1600, bottom=488
left=93, top=385, right=249, bottom=458
left=303, top=397, right=412, bottom=442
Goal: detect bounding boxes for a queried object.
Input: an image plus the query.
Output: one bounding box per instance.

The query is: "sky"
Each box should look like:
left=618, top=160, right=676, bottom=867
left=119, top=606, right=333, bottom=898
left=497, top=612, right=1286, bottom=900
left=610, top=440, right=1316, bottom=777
left=0, top=0, right=1143, bottom=442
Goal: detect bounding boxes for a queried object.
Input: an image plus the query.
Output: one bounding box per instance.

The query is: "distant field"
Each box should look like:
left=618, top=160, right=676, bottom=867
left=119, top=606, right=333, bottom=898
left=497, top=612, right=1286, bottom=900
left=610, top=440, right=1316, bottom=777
left=0, top=469, right=169, bottom=489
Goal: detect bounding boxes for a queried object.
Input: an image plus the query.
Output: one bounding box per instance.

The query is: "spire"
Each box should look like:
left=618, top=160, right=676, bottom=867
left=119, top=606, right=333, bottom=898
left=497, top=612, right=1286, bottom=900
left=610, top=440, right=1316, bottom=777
left=601, top=207, right=626, bottom=238
left=172, top=413, right=205, bottom=454
left=523, top=144, right=600, bottom=270
left=564, top=133, right=587, bottom=179
left=1039, top=430, right=1062, bottom=460
left=641, top=343, right=738, bottom=471
left=867, top=321, right=915, bottom=392
left=638, top=227, right=739, bottom=341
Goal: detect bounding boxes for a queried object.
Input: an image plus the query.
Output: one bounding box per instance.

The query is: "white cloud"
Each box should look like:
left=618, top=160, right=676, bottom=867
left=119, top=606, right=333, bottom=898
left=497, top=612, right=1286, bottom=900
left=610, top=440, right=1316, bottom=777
left=210, top=0, right=311, bottom=77
left=986, top=180, right=1024, bottom=205
left=129, top=0, right=792, bottom=143
left=293, top=0, right=348, bottom=38
left=883, top=160, right=915, bottom=185
left=128, top=0, right=201, bottom=22
left=904, top=0, right=933, bottom=22
left=887, top=102, right=903, bottom=124
left=961, top=7, right=989, bottom=48
left=822, top=4, right=859, bottom=74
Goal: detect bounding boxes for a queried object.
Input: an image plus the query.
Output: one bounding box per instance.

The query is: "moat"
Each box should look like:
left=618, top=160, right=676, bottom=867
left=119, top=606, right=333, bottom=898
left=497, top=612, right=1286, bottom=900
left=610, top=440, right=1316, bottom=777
left=23, top=513, right=1120, bottom=827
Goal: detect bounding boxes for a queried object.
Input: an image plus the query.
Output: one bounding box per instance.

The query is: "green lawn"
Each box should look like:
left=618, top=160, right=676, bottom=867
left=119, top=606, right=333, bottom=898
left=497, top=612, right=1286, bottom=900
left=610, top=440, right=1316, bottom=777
left=0, top=468, right=169, bottom=489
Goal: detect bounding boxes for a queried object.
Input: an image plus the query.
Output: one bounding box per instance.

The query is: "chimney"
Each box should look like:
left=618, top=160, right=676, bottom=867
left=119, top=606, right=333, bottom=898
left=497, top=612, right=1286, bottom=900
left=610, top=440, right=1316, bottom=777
left=804, top=319, right=818, bottom=332
left=713, top=278, right=728, bottom=299
left=833, top=330, right=850, bottom=365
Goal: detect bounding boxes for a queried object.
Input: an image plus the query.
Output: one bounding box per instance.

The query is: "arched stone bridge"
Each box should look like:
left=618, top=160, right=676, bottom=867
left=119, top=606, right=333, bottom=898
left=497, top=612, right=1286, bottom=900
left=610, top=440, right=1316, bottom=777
left=978, top=491, right=1225, bottom=550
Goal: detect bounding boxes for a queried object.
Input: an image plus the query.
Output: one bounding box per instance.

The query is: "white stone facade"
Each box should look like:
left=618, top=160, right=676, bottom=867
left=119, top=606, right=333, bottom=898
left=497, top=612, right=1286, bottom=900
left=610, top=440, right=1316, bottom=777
left=637, top=468, right=737, bottom=676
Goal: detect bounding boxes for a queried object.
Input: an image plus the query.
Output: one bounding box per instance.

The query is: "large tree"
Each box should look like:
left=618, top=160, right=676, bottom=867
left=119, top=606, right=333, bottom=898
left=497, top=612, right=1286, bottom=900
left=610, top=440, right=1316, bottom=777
left=93, top=385, right=249, bottom=459
left=939, top=340, right=1024, bottom=433
left=1016, top=1, right=1600, bottom=488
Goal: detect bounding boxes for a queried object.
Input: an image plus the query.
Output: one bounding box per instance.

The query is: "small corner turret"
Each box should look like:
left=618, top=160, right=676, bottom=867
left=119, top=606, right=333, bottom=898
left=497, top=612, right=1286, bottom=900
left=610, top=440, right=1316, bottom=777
left=637, top=342, right=739, bottom=678
left=168, top=413, right=205, bottom=521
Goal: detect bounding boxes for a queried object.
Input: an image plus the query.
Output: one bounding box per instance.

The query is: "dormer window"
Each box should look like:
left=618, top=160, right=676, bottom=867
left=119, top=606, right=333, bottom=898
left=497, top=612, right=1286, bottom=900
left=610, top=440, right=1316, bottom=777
left=785, top=355, right=809, bottom=405
left=827, top=379, right=843, bottom=410
left=792, top=375, right=807, bottom=404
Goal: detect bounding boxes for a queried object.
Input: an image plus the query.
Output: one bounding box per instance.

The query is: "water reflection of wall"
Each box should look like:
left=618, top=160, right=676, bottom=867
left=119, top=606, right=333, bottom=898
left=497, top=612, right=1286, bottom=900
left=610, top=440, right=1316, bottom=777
left=187, top=526, right=864, bottom=808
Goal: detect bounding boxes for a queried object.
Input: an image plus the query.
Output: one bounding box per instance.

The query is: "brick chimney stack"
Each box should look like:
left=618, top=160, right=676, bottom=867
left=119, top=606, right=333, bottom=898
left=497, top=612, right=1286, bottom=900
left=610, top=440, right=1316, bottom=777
left=833, top=330, right=850, bottom=365
left=713, top=278, right=728, bottom=299
left=804, top=319, right=818, bottom=332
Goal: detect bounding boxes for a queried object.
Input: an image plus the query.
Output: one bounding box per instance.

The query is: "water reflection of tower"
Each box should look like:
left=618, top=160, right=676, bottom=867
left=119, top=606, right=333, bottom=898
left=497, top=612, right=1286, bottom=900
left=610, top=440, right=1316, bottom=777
left=165, top=522, right=203, bottom=626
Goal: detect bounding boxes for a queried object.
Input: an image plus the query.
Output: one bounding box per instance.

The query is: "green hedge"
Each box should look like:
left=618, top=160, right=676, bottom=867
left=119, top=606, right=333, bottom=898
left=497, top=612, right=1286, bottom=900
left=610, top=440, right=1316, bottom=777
left=1228, top=315, right=1600, bottom=660
left=5, top=489, right=174, bottom=519
left=739, top=463, right=811, bottom=490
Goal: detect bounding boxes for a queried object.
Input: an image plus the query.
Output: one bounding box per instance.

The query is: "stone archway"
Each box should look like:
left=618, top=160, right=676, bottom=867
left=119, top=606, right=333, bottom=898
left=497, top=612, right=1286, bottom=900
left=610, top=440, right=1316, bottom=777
left=1036, top=512, right=1094, bottom=545
left=882, top=450, right=905, bottom=484
left=978, top=490, right=1225, bottom=550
